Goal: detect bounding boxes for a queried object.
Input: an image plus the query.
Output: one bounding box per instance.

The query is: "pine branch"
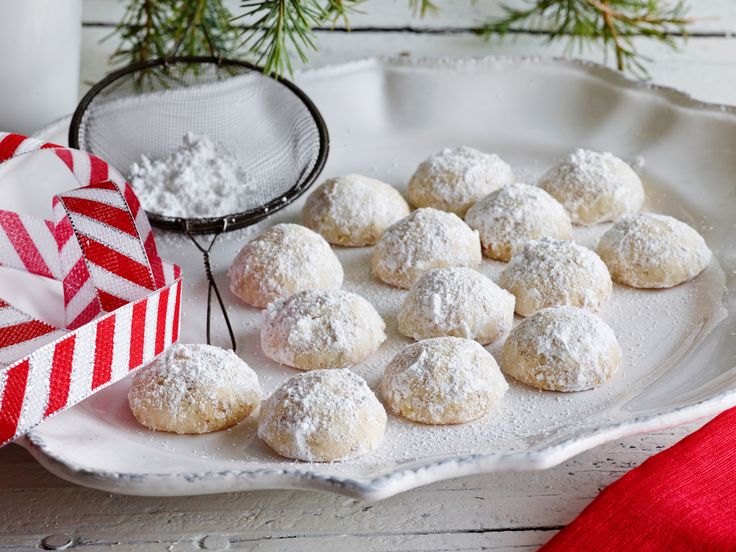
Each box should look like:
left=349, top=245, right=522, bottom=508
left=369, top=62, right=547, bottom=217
left=108, top=0, right=694, bottom=81
left=107, top=0, right=169, bottom=67
left=108, top=0, right=238, bottom=68
left=237, top=1, right=362, bottom=76
left=478, top=0, right=692, bottom=77
left=172, top=0, right=239, bottom=59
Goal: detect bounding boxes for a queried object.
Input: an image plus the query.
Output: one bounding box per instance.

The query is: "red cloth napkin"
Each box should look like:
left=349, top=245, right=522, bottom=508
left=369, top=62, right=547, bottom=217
left=541, top=408, right=736, bottom=551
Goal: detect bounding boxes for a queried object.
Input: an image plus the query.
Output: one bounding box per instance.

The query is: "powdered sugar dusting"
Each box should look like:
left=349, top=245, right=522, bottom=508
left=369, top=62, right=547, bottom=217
left=408, top=146, right=515, bottom=215
left=228, top=223, right=343, bottom=308
left=258, top=369, right=386, bottom=462
left=501, top=307, right=622, bottom=392
left=302, top=174, right=410, bottom=246
left=128, top=343, right=261, bottom=433
left=382, top=337, right=509, bottom=424
left=597, top=212, right=712, bottom=288
left=465, top=182, right=572, bottom=261
left=101, top=173, right=726, bottom=475
left=260, top=289, right=386, bottom=370
left=499, top=237, right=612, bottom=316
left=397, top=266, right=514, bottom=344
left=538, top=148, right=644, bottom=225
left=129, top=132, right=258, bottom=218
left=372, top=208, right=482, bottom=288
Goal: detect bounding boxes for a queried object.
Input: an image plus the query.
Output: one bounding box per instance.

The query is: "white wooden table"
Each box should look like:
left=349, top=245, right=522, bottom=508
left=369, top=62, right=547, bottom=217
left=2, top=1, right=734, bottom=550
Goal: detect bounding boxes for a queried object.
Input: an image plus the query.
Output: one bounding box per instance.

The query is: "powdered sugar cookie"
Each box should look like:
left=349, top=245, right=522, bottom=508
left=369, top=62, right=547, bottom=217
left=372, top=208, right=482, bottom=289
left=258, top=369, right=386, bottom=462
left=261, top=289, right=386, bottom=371
left=381, top=337, right=508, bottom=425
left=397, top=267, right=514, bottom=345
left=597, top=213, right=712, bottom=288
left=538, top=149, right=644, bottom=225
left=501, top=306, right=621, bottom=392
left=228, top=223, right=343, bottom=308
left=129, top=343, right=261, bottom=434
left=408, top=146, right=515, bottom=215
left=302, top=174, right=410, bottom=246
left=465, top=183, right=572, bottom=261
left=498, top=238, right=612, bottom=316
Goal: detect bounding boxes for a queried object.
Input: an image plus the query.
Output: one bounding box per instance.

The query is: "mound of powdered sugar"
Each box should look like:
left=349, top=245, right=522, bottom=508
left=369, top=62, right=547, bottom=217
left=129, top=132, right=258, bottom=218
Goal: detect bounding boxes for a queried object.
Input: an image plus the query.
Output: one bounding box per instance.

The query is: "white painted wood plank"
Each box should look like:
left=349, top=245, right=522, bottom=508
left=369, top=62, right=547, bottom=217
left=2, top=531, right=557, bottom=552
left=80, top=0, right=509, bottom=25
left=0, top=420, right=708, bottom=550
left=81, top=0, right=736, bottom=33
left=80, top=27, right=736, bottom=106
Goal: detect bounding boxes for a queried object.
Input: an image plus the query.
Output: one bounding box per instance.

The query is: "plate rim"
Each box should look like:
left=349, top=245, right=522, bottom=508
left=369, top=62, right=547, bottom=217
left=17, top=54, right=736, bottom=500
left=20, top=387, right=736, bottom=499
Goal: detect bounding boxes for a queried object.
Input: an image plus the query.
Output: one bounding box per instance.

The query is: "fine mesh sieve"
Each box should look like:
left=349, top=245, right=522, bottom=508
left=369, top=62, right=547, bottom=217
left=69, top=57, right=330, bottom=350
left=70, top=56, right=328, bottom=234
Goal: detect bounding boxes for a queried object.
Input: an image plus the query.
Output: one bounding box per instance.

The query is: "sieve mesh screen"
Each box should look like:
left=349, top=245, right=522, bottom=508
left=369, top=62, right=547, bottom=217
left=69, top=57, right=328, bottom=234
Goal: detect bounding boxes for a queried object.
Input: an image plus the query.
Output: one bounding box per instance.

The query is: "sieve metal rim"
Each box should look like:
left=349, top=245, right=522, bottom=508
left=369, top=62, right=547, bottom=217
left=68, top=56, right=330, bottom=235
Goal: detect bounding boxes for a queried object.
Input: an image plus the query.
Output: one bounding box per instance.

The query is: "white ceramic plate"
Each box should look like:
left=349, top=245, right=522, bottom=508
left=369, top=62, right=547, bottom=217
left=6, top=57, right=736, bottom=500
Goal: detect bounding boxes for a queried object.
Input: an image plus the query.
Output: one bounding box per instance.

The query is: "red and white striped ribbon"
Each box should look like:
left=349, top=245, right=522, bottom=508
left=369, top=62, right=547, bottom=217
left=0, top=133, right=182, bottom=447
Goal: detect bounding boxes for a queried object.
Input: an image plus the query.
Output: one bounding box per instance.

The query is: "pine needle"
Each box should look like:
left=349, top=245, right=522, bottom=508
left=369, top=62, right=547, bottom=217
left=478, top=0, right=692, bottom=78
left=107, top=0, right=694, bottom=80
left=108, top=0, right=239, bottom=67
left=237, top=1, right=362, bottom=76
left=409, top=0, right=438, bottom=17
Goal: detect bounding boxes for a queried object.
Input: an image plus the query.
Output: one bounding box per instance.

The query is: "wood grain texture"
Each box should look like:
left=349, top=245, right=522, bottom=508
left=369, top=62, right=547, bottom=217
left=0, top=419, right=710, bottom=551
left=79, top=26, right=736, bottom=106
left=80, top=0, right=736, bottom=33
left=4, top=1, right=735, bottom=550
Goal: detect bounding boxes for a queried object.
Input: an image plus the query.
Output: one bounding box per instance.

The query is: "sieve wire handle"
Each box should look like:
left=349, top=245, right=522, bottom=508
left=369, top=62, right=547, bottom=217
left=185, top=230, right=237, bottom=352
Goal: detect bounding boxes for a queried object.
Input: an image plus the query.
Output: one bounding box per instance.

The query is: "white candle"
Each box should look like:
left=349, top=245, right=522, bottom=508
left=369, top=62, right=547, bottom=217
left=0, top=0, right=81, bottom=135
